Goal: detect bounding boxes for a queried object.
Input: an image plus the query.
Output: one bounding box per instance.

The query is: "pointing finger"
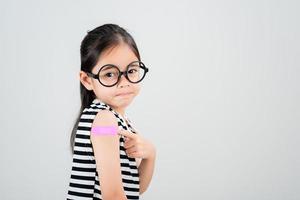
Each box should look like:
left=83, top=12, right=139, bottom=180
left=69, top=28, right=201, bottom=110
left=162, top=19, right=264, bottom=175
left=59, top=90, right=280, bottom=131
left=118, top=129, right=136, bottom=139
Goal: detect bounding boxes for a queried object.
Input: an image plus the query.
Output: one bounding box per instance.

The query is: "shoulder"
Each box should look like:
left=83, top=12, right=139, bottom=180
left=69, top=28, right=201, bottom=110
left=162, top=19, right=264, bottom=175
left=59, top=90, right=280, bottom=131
left=92, top=109, right=118, bottom=126
left=90, top=109, right=121, bottom=142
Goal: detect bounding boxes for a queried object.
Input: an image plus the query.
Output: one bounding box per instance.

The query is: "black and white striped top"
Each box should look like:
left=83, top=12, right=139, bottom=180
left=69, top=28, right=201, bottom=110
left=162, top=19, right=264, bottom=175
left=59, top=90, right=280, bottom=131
left=67, top=98, right=140, bottom=200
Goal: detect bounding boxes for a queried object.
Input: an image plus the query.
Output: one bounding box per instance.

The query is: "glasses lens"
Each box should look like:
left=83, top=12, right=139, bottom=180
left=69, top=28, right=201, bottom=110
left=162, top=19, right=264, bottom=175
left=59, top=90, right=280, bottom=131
left=127, top=62, right=146, bottom=83
left=99, top=65, right=119, bottom=86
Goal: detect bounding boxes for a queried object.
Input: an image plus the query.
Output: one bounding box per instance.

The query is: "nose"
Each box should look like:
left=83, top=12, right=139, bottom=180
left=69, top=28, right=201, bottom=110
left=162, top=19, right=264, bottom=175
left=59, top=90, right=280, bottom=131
left=117, top=71, right=130, bottom=88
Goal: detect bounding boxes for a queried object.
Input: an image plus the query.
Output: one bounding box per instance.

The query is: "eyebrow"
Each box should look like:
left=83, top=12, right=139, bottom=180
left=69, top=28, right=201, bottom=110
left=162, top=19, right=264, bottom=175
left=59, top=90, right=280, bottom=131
left=101, top=66, right=116, bottom=72
left=100, top=61, right=139, bottom=72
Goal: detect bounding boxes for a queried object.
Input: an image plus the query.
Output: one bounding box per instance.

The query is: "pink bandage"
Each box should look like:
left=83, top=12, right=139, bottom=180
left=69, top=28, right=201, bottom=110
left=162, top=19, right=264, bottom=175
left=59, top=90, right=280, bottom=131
left=91, top=126, right=118, bottom=136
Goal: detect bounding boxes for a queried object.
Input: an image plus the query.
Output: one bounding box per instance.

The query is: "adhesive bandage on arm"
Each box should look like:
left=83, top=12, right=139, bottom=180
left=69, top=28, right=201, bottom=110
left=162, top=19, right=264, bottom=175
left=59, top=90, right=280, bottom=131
left=91, top=125, right=118, bottom=136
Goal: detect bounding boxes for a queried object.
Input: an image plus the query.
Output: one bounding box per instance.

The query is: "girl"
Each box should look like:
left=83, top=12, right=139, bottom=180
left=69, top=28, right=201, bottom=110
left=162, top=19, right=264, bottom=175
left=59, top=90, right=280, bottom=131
left=67, top=24, right=156, bottom=200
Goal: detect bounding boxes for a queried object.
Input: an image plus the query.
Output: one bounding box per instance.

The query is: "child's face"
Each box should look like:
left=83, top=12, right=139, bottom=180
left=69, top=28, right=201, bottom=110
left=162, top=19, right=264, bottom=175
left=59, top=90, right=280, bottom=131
left=83, top=43, right=141, bottom=112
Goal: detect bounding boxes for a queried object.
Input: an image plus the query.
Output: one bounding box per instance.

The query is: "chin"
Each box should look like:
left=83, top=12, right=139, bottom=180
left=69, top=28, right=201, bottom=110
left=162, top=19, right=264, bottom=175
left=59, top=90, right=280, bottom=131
left=116, top=98, right=133, bottom=107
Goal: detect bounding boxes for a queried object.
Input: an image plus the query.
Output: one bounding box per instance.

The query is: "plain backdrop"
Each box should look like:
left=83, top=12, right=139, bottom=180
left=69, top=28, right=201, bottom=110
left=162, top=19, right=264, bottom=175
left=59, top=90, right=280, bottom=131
left=0, top=0, right=299, bottom=199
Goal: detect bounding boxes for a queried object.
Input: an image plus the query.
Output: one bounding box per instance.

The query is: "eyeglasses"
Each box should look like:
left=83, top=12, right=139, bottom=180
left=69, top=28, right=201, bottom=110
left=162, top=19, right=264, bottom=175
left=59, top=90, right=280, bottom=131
left=84, top=61, right=149, bottom=87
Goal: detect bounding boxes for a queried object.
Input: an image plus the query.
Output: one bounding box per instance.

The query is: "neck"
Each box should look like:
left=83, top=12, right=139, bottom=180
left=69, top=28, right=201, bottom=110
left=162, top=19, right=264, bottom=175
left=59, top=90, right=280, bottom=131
left=112, top=106, right=126, bottom=119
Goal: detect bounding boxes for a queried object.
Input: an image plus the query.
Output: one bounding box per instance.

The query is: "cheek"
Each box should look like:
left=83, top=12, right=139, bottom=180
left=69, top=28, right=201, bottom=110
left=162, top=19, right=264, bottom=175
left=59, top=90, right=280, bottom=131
left=133, top=84, right=141, bottom=95
left=92, top=81, right=113, bottom=97
left=92, top=81, right=102, bottom=92
left=101, top=88, right=115, bottom=97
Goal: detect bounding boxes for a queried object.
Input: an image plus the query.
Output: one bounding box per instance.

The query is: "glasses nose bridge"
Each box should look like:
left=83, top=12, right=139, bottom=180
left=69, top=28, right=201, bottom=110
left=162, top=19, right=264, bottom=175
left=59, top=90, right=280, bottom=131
left=118, top=70, right=130, bottom=82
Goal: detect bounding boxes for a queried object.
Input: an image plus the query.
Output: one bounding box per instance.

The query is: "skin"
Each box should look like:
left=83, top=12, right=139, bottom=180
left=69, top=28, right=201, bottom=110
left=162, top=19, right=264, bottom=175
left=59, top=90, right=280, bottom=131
left=79, top=42, right=141, bottom=118
left=79, top=42, right=156, bottom=197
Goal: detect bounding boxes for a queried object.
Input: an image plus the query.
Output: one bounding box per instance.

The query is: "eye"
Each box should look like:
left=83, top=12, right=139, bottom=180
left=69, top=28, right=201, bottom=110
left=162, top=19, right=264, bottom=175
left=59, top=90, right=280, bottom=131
left=105, top=72, right=116, bottom=77
left=128, top=69, right=138, bottom=74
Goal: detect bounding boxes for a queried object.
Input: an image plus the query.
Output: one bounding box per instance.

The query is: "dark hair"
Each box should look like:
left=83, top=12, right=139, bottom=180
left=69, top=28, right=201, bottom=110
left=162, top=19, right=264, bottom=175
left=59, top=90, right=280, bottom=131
left=69, top=23, right=141, bottom=154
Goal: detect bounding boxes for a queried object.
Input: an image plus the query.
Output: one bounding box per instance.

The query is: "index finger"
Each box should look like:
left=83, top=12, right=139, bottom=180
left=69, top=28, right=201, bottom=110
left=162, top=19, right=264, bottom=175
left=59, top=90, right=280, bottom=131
left=118, top=129, right=136, bottom=139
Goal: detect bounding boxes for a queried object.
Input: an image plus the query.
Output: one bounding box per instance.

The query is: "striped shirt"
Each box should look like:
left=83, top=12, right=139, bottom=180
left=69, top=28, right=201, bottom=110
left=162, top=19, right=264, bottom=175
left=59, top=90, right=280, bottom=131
left=67, top=98, right=140, bottom=200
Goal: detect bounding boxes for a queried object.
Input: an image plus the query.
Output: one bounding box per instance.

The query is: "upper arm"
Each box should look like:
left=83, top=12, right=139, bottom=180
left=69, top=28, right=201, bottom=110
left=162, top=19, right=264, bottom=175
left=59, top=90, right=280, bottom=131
left=90, top=110, right=125, bottom=199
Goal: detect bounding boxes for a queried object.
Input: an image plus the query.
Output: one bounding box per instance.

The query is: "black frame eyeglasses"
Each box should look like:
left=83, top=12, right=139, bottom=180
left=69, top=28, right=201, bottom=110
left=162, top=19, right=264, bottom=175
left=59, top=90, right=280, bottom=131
left=84, top=61, right=149, bottom=87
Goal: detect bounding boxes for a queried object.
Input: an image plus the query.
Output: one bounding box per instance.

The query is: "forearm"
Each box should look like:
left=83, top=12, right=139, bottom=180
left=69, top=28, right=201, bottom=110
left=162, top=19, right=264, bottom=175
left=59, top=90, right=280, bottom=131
left=138, top=150, right=156, bottom=195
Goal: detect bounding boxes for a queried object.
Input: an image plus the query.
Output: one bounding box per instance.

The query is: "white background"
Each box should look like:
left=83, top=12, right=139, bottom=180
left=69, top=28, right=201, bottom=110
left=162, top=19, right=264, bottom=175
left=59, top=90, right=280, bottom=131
left=0, top=0, right=299, bottom=199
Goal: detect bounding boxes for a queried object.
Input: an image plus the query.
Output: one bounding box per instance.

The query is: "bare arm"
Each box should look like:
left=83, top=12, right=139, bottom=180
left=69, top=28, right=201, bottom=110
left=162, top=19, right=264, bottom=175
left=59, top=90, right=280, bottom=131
left=91, top=110, right=127, bottom=200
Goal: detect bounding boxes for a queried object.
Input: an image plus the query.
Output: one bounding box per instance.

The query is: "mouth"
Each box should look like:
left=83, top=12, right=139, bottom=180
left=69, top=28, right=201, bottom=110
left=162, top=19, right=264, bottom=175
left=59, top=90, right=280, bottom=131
left=115, top=92, right=133, bottom=97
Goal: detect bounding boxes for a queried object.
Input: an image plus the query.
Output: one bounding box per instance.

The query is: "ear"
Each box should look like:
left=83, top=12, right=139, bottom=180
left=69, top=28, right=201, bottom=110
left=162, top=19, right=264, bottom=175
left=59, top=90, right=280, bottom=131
left=79, top=70, right=94, bottom=91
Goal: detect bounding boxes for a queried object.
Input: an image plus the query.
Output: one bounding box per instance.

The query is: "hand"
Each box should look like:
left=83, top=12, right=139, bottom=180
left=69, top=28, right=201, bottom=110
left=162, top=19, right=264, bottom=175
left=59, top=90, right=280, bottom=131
left=118, top=129, right=156, bottom=160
